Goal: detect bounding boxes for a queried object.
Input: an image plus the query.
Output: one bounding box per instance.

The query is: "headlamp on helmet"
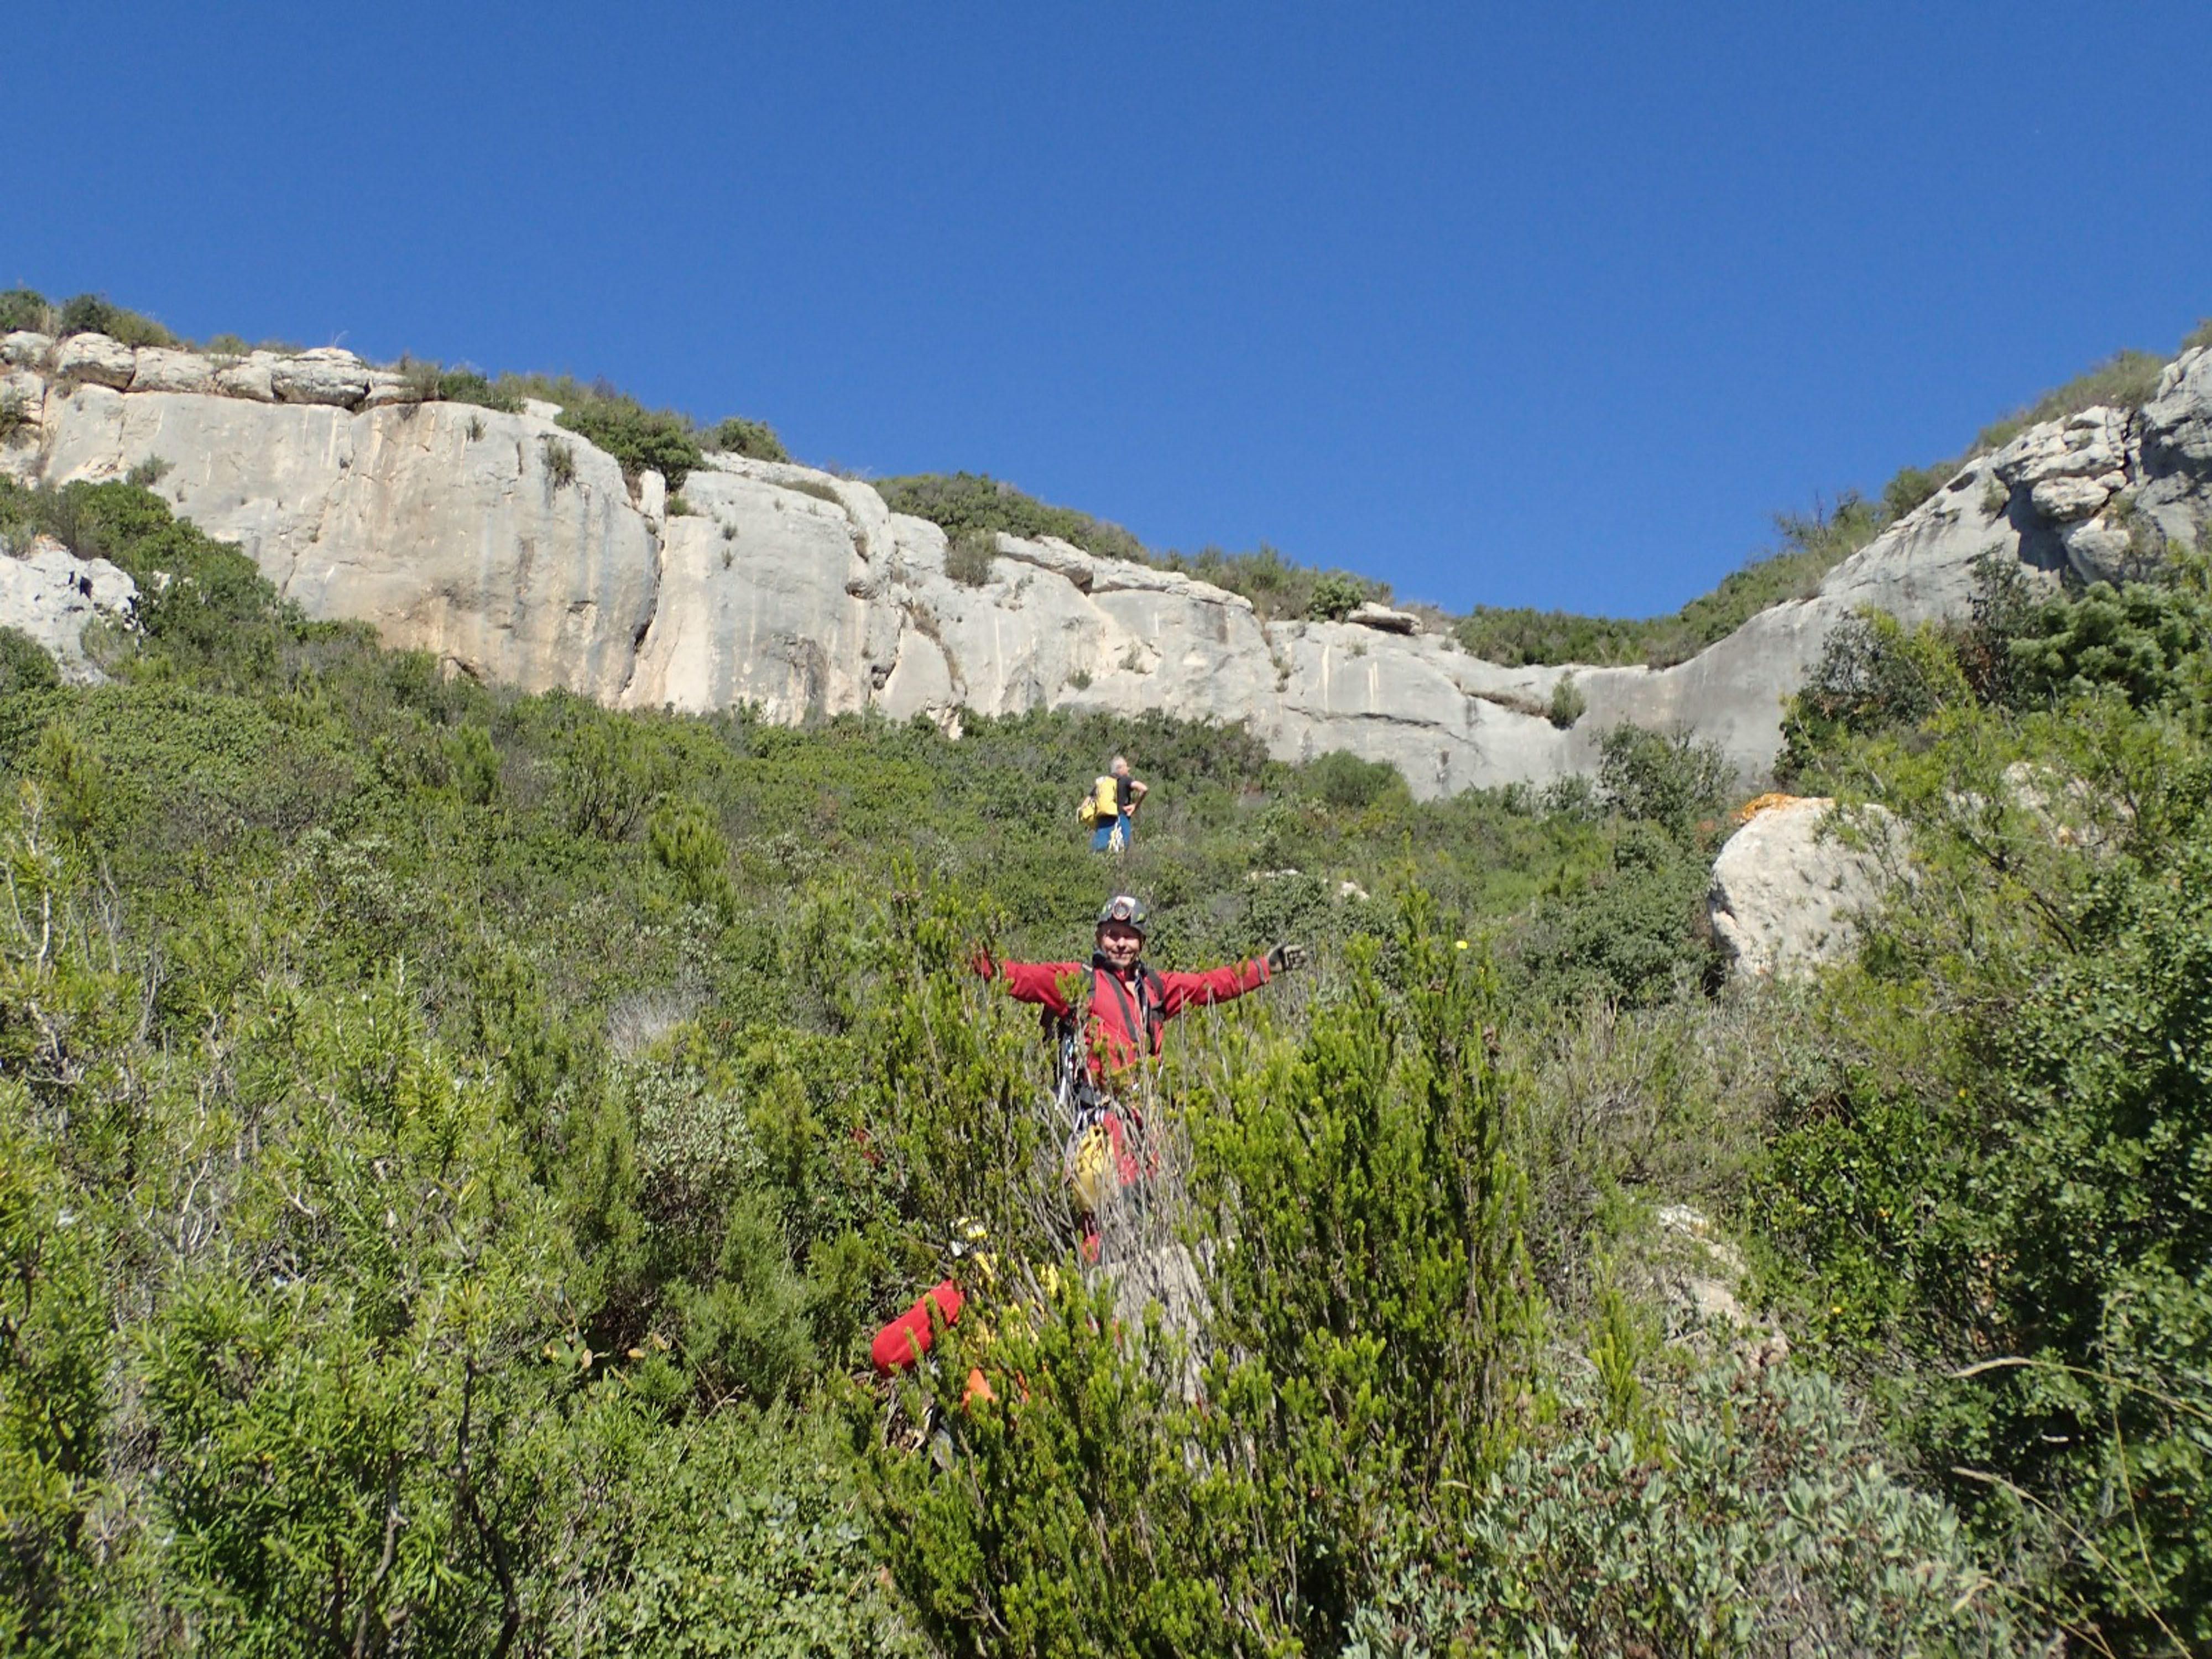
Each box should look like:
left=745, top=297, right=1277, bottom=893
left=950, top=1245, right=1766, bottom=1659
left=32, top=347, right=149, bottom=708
left=1096, top=894, right=1148, bottom=933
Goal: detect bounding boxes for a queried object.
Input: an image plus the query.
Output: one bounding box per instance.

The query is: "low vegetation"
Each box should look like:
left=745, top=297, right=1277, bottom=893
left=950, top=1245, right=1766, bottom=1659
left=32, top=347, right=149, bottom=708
left=875, top=471, right=1149, bottom=564
left=943, top=525, right=998, bottom=586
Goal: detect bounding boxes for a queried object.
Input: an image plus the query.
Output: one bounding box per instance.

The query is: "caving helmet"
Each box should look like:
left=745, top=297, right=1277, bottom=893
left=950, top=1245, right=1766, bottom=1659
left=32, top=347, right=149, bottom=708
left=1095, top=893, right=1149, bottom=937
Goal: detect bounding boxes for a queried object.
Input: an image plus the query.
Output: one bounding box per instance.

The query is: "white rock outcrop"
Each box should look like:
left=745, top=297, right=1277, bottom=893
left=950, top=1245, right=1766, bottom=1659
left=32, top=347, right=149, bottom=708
left=129, top=348, right=218, bottom=395
left=269, top=347, right=372, bottom=408
left=53, top=333, right=137, bottom=390
left=1708, top=796, right=1902, bottom=981
left=2, top=335, right=2207, bottom=795
left=0, top=533, right=138, bottom=682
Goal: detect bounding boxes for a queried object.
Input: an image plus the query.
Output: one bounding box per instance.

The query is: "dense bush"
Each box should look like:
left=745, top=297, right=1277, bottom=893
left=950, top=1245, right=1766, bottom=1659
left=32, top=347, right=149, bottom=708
left=1546, top=671, right=1585, bottom=728
left=53, top=291, right=178, bottom=348
left=1155, top=542, right=1387, bottom=625
left=0, top=627, right=59, bottom=694
left=0, top=288, right=53, bottom=333
left=1751, top=592, right=2212, bottom=1645
left=702, top=415, right=789, bottom=462
left=943, top=526, right=998, bottom=587
left=557, top=397, right=705, bottom=492
left=0, top=391, right=33, bottom=447
left=874, top=472, right=1147, bottom=564
left=1351, top=1364, right=2022, bottom=1657
left=1307, top=570, right=1366, bottom=620
left=1302, top=748, right=1406, bottom=811
left=435, top=367, right=523, bottom=413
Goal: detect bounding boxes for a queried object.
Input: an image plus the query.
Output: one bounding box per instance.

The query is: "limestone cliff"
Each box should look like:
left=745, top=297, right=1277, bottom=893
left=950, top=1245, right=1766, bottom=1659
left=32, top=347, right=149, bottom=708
left=4, top=329, right=2208, bottom=796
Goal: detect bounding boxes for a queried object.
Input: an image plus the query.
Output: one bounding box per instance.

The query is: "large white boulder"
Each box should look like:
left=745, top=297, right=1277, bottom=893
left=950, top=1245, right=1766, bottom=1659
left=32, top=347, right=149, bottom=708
left=53, top=332, right=137, bottom=390
left=129, top=347, right=218, bottom=395
left=2, top=332, right=53, bottom=368
left=1708, top=795, right=1902, bottom=982
left=269, top=347, right=371, bottom=408
left=0, top=533, right=138, bottom=681
left=213, top=353, right=280, bottom=402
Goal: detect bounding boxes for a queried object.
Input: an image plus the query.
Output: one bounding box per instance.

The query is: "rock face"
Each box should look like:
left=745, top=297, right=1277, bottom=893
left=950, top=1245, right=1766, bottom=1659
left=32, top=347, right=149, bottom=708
left=4, top=335, right=2210, bottom=796
left=1707, top=795, right=1901, bottom=981
left=0, top=531, right=138, bottom=682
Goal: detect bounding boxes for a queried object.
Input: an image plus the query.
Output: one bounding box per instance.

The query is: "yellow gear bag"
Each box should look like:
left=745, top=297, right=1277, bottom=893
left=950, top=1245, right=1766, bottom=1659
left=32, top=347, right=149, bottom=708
left=1093, top=775, right=1120, bottom=820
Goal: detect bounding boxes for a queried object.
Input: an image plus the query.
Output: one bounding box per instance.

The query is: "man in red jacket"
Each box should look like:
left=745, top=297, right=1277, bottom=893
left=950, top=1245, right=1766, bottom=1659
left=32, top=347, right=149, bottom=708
left=977, top=893, right=1302, bottom=1086
left=870, top=896, right=1304, bottom=1378
left=979, top=893, right=1305, bottom=1223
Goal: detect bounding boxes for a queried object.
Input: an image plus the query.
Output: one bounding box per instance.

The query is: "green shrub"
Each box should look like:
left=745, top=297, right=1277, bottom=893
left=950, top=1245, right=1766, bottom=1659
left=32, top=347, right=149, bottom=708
left=1513, top=820, right=1716, bottom=1007
left=558, top=397, right=704, bottom=491
left=0, top=392, right=32, bottom=447
left=1304, top=748, right=1405, bottom=811
left=1153, top=542, right=1388, bottom=625
left=1, top=479, right=289, bottom=683
left=2007, top=571, right=2212, bottom=709
left=1547, top=671, right=1586, bottom=728
left=1882, top=461, right=1951, bottom=521
left=943, top=526, right=998, bottom=587
left=1351, top=1363, right=2022, bottom=1658
left=54, top=293, right=177, bottom=348
left=0, top=628, right=59, bottom=694
left=1307, top=570, right=1367, bottom=620
left=1595, top=722, right=1734, bottom=836
left=874, top=472, right=1147, bottom=564
left=435, top=367, right=522, bottom=413
left=541, top=435, right=578, bottom=489
left=1778, top=610, right=1969, bottom=774
left=703, top=414, right=789, bottom=462
left=568, top=1402, right=924, bottom=1657
left=0, top=288, right=52, bottom=334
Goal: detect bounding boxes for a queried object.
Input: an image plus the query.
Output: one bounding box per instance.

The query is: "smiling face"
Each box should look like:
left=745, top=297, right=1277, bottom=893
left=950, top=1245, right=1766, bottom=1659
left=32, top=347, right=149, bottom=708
left=1094, top=919, right=1144, bottom=970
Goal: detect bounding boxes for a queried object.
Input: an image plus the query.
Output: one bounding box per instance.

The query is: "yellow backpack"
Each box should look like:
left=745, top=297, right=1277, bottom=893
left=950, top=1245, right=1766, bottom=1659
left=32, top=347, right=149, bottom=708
left=1079, top=776, right=1117, bottom=826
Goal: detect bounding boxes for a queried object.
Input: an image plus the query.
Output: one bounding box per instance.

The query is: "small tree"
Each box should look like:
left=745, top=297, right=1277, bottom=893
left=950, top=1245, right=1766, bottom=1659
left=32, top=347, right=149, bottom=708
left=703, top=415, right=789, bottom=462
left=1307, top=572, right=1366, bottom=621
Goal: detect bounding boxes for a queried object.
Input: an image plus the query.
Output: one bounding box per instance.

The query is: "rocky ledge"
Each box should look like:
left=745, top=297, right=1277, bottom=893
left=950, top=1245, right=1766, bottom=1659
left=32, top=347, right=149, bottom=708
left=3, top=335, right=2208, bottom=796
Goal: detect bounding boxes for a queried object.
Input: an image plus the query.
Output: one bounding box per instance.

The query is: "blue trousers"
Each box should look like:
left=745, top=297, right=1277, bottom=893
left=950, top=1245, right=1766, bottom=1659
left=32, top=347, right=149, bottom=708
left=1091, top=813, right=1135, bottom=852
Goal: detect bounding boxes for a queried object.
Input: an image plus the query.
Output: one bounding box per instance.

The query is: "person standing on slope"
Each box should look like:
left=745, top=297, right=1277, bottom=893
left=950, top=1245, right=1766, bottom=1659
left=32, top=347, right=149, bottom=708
left=976, top=893, right=1305, bottom=1226
left=1082, top=755, right=1149, bottom=853
left=870, top=895, right=1305, bottom=1379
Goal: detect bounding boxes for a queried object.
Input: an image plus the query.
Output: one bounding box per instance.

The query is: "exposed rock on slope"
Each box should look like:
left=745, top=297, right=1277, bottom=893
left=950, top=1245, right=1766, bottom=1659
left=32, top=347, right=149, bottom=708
left=4, top=335, right=2208, bottom=796
left=0, top=531, right=137, bottom=682
left=1708, top=795, right=1903, bottom=982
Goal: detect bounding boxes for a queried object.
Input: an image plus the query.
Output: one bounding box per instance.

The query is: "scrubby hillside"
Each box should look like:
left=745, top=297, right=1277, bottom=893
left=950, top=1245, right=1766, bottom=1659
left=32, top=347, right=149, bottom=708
left=5, top=463, right=2212, bottom=1655
left=6, top=289, right=2212, bottom=1656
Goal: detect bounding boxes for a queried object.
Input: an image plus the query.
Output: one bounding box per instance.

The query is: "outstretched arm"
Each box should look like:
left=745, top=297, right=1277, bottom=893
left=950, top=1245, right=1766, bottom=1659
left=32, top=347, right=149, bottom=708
left=1157, top=956, right=1270, bottom=1015
left=1157, top=943, right=1306, bottom=1015
left=974, top=952, right=1084, bottom=1016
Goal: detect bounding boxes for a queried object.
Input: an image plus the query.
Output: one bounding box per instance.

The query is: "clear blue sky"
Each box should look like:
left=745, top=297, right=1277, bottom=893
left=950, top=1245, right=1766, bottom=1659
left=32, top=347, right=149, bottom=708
left=11, top=1, right=2209, bottom=618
